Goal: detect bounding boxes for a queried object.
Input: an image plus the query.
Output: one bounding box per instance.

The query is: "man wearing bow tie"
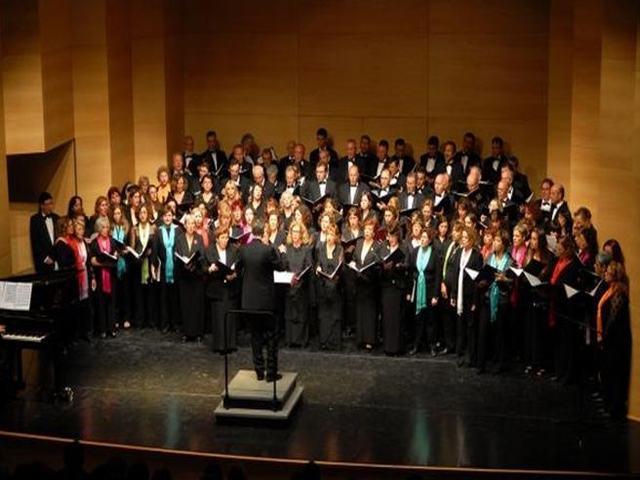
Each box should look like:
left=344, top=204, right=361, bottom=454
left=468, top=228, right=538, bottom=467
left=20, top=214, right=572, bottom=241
left=301, top=160, right=337, bottom=203
left=200, top=130, right=227, bottom=177
left=534, top=177, right=554, bottom=222
left=338, top=165, right=370, bottom=207
left=398, top=172, right=424, bottom=212
left=30, top=192, right=60, bottom=274
left=333, top=139, right=359, bottom=185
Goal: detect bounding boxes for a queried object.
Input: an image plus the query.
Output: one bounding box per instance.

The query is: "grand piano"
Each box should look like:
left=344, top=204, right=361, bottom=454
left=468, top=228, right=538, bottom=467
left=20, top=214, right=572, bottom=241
left=0, top=268, right=77, bottom=401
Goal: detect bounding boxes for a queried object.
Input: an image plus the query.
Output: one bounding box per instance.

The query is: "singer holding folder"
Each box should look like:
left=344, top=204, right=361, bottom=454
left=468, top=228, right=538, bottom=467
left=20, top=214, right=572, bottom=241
left=316, top=225, right=343, bottom=350
left=205, top=228, right=240, bottom=353
left=175, top=214, right=206, bottom=342
left=281, top=221, right=313, bottom=348
left=90, top=217, right=118, bottom=338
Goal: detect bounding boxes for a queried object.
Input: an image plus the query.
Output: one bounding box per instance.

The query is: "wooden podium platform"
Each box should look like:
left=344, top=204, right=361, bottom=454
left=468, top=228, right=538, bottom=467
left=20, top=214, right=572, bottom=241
left=214, top=370, right=303, bottom=421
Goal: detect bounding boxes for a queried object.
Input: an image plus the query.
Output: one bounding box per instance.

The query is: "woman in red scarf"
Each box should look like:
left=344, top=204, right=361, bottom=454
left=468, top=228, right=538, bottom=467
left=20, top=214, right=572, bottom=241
left=70, top=218, right=93, bottom=341
left=89, top=217, right=118, bottom=338
left=548, top=235, right=580, bottom=384
left=597, top=261, right=631, bottom=419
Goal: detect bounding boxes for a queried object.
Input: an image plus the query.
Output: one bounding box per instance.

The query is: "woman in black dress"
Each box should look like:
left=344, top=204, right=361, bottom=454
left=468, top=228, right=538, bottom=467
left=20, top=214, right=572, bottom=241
left=408, top=228, right=442, bottom=356
left=341, top=207, right=361, bottom=338
left=378, top=225, right=409, bottom=355
left=205, top=227, right=240, bottom=353
left=598, top=261, right=632, bottom=419
left=352, top=218, right=380, bottom=351
left=175, top=214, right=206, bottom=342
left=129, top=204, right=156, bottom=329
left=315, top=224, right=343, bottom=350
left=89, top=217, right=118, bottom=338
left=195, top=175, right=217, bottom=221
left=281, top=221, right=313, bottom=347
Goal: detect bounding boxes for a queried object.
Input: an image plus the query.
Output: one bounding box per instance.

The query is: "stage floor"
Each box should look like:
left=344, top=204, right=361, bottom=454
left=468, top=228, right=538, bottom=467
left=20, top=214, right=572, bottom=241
left=1, top=329, right=639, bottom=476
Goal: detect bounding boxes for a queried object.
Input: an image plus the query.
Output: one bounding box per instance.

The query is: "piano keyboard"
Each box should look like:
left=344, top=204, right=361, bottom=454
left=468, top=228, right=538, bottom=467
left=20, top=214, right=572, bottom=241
left=0, top=332, right=48, bottom=343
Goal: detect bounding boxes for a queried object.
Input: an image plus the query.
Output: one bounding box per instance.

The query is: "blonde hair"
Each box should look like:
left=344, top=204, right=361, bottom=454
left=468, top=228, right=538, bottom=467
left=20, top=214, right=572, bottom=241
left=286, top=220, right=311, bottom=246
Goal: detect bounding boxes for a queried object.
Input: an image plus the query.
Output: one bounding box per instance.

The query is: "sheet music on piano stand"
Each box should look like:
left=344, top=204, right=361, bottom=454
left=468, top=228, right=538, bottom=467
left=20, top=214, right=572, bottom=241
left=0, top=281, right=33, bottom=311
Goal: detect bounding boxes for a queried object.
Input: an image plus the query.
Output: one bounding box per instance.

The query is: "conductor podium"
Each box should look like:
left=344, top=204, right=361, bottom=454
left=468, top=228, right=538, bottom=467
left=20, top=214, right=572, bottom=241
left=214, top=310, right=303, bottom=421
left=214, top=370, right=303, bottom=420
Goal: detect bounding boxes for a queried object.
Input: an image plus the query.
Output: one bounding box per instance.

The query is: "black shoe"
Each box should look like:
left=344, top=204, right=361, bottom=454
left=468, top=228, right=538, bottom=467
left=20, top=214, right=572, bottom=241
left=266, top=373, right=282, bottom=382
left=255, top=370, right=265, bottom=381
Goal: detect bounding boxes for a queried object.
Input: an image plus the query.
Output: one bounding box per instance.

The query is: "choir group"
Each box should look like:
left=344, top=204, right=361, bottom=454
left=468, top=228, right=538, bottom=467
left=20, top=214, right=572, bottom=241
left=29, top=128, right=632, bottom=418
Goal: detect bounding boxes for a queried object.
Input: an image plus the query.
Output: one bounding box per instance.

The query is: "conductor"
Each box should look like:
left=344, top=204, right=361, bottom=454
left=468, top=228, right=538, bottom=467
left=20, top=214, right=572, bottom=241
left=237, top=220, right=285, bottom=382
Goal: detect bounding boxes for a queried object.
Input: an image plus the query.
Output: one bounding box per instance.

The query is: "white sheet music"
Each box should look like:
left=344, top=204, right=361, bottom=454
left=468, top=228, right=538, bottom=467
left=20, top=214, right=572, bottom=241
left=273, top=271, right=294, bottom=284
left=0, top=282, right=32, bottom=311
left=509, top=267, right=523, bottom=277
left=464, top=268, right=479, bottom=280
left=523, top=271, right=544, bottom=287
left=564, top=284, right=579, bottom=299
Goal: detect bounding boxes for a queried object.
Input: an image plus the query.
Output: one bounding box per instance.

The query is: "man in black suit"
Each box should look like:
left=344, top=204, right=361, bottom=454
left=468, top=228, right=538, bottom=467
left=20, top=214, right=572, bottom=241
left=419, top=135, right=446, bottom=184
left=30, top=192, right=59, bottom=274
left=432, top=173, right=454, bottom=219
left=278, top=140, right=297, bottom=181
left=332, top=139, right=359, bottom=185
left=357, top=135, right=377, bottom=177
left=390, top=138, right=415, bottom=176
left=338, top=165, right=370, bottom=208
left=534, top=177, right=554, bottom=221
left=443, top=140, right=465, bottom=192
left=367, top=139, right=390, bottom=179
left=301, top=159, right=337, bottom=203
left=237, top=220, right=286, bottom=382
left=200, top=130, right=228, bottom=177
left=481, top=136, right=509, bottom=185
left=550, top=183, right=571, bottom=225
left=453, top=132, right=482, bottom=177
left=309, top=127, right=338, bottom=172
left=387, top=158, right=406, bottom=190
left=397, top=172, right=424, bottom=213
left=183, top=135, right=201, bottom=177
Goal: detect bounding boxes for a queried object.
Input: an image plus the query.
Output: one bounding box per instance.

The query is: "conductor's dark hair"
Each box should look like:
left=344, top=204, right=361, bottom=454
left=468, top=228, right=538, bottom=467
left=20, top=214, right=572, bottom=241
left=463, top=132, right=476, bottom=142
left=378, top=139, right=389, bottom=149
left=206, top=130, right=217, bottom=138
left=360, top=134, right=371, bottom=142
left=394, top=138, right=406, bottom=147
left=491, top=136, right=504, bottom=147
left=316, top=127, right=328, bottom=138
left=427, top=135, right=439, bottom=147
left=252, top=219, right=265, bottom=237
left=38, top=191, right=53, bottom=205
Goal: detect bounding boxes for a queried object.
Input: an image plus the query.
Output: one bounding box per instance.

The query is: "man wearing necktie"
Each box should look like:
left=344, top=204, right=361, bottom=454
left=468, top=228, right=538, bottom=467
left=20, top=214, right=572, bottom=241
left=30, top=192, right=60, bottom=274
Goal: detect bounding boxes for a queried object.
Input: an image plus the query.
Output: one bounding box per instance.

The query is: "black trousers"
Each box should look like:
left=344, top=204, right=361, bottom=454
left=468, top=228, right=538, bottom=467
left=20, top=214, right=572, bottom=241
left=456, top=299, right=477, bottom=365
left=413, top=306, right=436, bottom=350
left=159, top=282, right=180, bottom=330
left=94, top=290, right=115, bottom=335
left=440, top=300, right=457, bottom=351
left=249, top=316, right=278, bottom=376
